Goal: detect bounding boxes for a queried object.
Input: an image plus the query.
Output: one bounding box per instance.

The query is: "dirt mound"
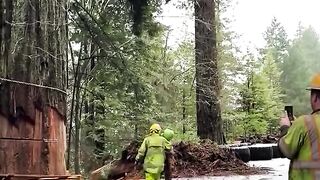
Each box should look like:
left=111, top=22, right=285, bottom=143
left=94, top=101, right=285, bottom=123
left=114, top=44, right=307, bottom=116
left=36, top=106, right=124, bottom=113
left=170, top=141, right=261, bottom=177
left=106, top=140, right=263, bottom=179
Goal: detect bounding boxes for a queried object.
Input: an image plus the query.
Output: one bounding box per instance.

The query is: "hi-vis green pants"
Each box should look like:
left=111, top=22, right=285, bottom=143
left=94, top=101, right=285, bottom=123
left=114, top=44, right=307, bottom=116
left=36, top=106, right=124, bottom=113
left=145, top=172, right=161, bottom=180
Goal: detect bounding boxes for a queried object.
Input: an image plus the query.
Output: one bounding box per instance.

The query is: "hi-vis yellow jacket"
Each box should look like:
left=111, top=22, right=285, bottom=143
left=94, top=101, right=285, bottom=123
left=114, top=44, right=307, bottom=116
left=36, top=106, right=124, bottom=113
left=135, top=133, right=172, bottom=174
left=279, top=111, right=320, bottom=180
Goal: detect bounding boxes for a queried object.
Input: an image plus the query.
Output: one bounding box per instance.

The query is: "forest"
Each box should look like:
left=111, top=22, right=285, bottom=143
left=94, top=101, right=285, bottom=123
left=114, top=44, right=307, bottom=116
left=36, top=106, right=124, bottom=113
left=1, top=0, right=320, bottom=179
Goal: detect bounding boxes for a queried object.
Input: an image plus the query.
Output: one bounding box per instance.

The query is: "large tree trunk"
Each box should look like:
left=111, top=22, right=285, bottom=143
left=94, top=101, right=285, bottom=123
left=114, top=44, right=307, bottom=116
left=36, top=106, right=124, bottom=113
left=0, top=0, right=67, bottom=175
left=194, top=0, right=224, bottom=143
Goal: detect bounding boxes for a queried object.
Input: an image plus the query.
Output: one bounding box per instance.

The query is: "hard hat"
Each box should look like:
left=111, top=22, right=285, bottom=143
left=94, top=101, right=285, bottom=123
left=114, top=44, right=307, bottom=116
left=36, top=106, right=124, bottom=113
left=163, top=129, right=174, bottom=141
left=307, top=73, right=320, bottom=91
left=150, top=123, right=161, bottom=134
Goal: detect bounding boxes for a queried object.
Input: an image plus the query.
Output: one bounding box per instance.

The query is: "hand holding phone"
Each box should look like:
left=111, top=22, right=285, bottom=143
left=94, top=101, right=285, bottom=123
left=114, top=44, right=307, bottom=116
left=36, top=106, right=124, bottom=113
left=280, top=110, right=291, bottom=127
left=285, top=105, right=294, bottom=122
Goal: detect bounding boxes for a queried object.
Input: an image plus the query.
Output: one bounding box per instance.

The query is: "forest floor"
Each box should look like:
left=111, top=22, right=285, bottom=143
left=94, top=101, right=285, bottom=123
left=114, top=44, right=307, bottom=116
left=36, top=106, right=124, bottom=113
left=105, top=140, right=267, bottom=180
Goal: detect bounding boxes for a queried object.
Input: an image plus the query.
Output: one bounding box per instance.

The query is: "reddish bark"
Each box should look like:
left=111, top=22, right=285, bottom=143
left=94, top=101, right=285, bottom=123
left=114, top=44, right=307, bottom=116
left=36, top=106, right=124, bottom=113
left=0, top=0, right=67, bottom=176
left=0, top=107, right=66, bottom=175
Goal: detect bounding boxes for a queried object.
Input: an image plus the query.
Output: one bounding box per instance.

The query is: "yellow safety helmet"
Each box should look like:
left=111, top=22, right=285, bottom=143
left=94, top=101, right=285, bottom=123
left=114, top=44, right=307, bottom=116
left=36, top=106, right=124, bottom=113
left=307, top=73, right=320, bottom=91
left=150, top=123, right=161, bottom=134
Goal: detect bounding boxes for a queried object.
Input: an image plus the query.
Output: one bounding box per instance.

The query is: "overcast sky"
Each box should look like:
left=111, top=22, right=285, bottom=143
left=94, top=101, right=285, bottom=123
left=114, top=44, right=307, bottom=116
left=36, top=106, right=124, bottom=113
left=157, top=0, right=320, bottom=51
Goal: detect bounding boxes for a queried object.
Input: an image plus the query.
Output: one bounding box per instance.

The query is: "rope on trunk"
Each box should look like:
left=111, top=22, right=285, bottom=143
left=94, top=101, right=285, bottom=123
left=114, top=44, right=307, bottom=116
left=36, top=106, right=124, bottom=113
left=0, top=77, right=67, bottom=94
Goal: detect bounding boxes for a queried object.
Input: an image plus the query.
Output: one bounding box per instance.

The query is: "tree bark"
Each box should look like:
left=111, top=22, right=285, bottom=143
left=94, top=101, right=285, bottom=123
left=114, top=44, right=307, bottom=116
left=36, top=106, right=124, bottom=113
left=74, top=66, right=82, bottom=174
left=164, top=151, right=172, bottom=180
left=182, top=86, right=186, bottom=134
left=195, top=0, right=224, bottom=144
left=0, top=0, right=67, bottom=175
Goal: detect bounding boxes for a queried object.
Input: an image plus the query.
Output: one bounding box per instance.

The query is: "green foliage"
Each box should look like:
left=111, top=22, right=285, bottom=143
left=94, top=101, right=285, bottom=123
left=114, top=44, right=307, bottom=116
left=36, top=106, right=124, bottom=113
left=281, top=26, right=320, bottom=115
left=216, top=0, right=243, bottom=141
left=67, top=0, right=320, bottom=175
left=263, top=17, right=289, bottom=64
left=235, top=49, right=283, bottom=137
left=224, top=18, right=320, bottom=140
left=68, top=0, right=170, bottom=173
left=149, top=40, right=196, bottom=141
left=173, top=131, right=200, bottom=144
left=237, top=72, right=269, bottom=136
left=68, top=0, right=200, bottom=174
left=128, top=0, right=163, bottom=36
left=261, top=50, right=284, bottom=132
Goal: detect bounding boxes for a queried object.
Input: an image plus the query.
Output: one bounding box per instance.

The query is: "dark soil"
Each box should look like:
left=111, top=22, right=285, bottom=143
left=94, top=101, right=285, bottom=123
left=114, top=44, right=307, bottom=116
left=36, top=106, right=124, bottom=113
left=170, top=141, right=262, bottom=177
left=107, top=140, right=265, bottom=180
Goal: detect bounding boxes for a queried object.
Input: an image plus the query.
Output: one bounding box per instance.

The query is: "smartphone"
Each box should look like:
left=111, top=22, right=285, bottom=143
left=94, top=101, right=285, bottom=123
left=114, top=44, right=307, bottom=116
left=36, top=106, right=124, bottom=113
left=285, top=105, right=294, bottom=121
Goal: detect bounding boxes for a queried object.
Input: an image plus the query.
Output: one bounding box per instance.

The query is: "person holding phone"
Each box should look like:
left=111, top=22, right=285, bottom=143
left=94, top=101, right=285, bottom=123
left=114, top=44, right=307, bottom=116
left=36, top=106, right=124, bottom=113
left=278, top=73, right=320, bottom=180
